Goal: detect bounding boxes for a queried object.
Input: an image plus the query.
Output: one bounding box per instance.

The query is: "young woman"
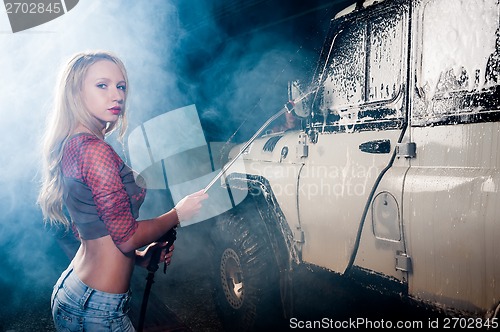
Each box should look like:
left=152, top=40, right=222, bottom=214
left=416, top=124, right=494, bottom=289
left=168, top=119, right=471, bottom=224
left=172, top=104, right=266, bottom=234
left=38, top=50, right=208, bottom=331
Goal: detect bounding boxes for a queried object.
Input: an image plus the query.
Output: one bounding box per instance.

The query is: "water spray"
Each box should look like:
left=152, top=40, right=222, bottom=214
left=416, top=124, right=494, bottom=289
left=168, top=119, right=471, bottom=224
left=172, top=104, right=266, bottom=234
left=203, top=87, right=317, bottom=193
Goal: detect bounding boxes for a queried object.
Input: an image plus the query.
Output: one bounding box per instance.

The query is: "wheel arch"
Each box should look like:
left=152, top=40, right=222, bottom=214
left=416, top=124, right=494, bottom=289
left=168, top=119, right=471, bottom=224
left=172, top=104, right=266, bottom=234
left=223, top=172, right=299, bottom=267
left=215, top=173, right=300, bottom=317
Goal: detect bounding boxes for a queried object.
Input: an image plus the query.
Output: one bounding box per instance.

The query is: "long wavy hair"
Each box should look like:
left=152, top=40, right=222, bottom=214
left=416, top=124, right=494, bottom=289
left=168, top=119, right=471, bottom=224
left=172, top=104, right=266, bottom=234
left=37, top=50, right=129, bottom=227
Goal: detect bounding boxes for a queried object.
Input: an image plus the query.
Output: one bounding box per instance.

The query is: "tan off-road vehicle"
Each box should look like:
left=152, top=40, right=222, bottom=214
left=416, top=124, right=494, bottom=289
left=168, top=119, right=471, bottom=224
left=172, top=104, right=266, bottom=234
left=209, top=0, right=500, bottom=329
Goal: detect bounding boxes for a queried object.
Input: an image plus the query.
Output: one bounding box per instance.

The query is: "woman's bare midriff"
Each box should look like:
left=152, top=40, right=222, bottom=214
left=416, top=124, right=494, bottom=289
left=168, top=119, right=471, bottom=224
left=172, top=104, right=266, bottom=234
left=72, top=235, right=135, bottom=294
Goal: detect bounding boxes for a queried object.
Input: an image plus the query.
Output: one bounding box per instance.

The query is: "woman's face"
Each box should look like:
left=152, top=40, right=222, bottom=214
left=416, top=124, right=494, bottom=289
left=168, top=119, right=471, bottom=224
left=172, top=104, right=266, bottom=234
left=81, top=60, right=126, bottom=128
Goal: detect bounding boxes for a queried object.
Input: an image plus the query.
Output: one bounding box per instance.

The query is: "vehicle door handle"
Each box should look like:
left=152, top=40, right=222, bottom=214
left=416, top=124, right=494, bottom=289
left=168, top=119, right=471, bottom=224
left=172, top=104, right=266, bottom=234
left=359, top=139, right=391, bottom=154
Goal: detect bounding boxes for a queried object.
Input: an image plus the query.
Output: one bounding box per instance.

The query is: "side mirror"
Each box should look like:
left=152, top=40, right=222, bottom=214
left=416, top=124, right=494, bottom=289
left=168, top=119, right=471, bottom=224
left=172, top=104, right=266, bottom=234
left=288, top=80, right=311, bottom=118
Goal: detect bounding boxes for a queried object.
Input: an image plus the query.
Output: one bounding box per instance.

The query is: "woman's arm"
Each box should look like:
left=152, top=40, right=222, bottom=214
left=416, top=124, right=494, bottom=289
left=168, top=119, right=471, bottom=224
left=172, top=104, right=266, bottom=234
left=117, top=190, right=207, bottom=254
left=80, top=138, right=208, bottom=254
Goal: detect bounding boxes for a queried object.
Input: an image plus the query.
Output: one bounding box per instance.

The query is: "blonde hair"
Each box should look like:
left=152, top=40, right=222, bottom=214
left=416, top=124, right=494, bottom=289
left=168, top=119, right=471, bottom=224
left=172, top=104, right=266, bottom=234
left=37, top=50, right=129, bottom=227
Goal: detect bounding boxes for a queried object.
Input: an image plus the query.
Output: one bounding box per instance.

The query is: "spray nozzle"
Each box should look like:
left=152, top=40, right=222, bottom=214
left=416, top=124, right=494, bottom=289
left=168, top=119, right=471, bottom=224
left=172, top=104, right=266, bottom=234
left=285, top=100, right=295, bottom=113
left=285, top=86, right=318, bottom=114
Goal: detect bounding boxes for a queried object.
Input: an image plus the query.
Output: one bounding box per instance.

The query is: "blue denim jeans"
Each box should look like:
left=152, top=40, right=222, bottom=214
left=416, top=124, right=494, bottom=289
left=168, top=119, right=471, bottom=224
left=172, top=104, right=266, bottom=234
left=51, top=264, right=135, bottom=332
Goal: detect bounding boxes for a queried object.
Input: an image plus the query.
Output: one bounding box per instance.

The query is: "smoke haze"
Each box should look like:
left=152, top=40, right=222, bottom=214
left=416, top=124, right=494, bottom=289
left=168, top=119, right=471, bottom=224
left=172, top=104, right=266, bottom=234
left=0, top=1, right=193, bottom=326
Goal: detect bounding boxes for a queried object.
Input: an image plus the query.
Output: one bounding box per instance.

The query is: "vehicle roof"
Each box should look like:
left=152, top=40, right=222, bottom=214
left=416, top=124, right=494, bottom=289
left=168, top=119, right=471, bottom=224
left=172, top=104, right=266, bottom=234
left=334, top=0, right=387, bottom=19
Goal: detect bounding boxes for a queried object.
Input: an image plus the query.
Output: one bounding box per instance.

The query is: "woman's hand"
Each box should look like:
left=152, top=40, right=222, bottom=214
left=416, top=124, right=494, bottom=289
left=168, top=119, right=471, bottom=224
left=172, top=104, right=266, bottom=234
left=136, top=242, right=175, bottom=269
left=175, top=189, right=209, bottom=222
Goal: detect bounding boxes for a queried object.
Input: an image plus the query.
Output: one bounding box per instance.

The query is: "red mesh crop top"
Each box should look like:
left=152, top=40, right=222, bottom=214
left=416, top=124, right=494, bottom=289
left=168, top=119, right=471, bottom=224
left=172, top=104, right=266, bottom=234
left=61, top=133, right=146, bottom=245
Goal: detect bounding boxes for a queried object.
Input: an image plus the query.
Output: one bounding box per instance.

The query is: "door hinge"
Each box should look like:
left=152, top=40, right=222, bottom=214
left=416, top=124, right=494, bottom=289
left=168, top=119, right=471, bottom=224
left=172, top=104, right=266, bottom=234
left=294, top=228, right=304, bottom=243
left=395, top=251, right=412, bottom=273
left=296, top=133, right=309, bottom=158
left=396, top=142, right=416, bottom=158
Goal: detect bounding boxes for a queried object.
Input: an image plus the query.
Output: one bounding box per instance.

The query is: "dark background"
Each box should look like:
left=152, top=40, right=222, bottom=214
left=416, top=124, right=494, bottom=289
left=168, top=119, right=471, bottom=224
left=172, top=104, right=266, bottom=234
left=139, top=0, right=356, bottom=143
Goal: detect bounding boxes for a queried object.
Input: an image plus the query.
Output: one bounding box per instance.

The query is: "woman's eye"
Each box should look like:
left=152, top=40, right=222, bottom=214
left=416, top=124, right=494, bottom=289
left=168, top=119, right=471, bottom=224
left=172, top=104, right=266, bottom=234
left=96, top=83, right=107, bottom=89
left=118, top=85, right=126, bottom=91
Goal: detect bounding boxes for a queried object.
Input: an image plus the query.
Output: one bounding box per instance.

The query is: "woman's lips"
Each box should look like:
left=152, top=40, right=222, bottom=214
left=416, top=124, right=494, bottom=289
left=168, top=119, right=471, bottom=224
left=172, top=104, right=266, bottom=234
left=109, top=107, right=121, bottom=115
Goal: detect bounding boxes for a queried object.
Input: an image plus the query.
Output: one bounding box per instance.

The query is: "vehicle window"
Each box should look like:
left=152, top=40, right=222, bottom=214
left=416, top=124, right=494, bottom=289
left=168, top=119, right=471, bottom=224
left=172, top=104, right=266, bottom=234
left=314, top=3, right=406, bottom=129
left=419, top=0, right=499, bottom=99
left=320, top=22, right=366, bottom=114
left=412, top=0, right=499, bottom=126
left=367, top=11, right=404, bottom=102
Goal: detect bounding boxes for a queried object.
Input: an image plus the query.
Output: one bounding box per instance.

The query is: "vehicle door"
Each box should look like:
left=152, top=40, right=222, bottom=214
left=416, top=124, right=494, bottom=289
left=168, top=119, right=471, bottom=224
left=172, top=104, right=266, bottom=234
left=297, top=0, right=411, bottom=276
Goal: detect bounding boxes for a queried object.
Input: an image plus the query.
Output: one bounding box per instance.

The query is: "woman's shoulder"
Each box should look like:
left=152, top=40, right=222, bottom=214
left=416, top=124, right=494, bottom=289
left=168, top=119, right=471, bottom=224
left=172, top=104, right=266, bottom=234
left=66, top=133, right=122, bottom=164
left=68, top=133, right=109, bottom=148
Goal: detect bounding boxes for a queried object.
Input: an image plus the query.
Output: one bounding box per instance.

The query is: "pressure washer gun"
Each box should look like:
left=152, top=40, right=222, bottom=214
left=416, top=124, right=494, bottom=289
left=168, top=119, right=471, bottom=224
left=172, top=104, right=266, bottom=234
left=148, top=227, right=177, bottom=274
left=138, top=227, right=177, bottom=332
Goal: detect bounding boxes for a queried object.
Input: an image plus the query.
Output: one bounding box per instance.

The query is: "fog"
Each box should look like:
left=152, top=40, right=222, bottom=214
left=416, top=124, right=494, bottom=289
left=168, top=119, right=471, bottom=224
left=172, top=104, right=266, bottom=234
left=0, top=0, right=339, bottom=328
left=0, top=1, right=190, bottom=323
